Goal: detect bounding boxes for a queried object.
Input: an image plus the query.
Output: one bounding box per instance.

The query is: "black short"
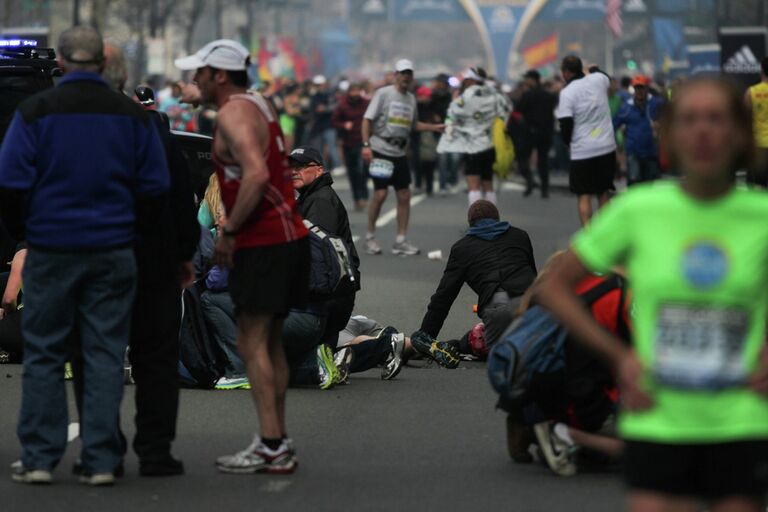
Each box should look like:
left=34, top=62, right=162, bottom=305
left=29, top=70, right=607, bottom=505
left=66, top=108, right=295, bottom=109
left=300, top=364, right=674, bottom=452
left=229, top=238, right=310, bottom=318
left=624, top=440, right=768, bottom=500
left=370, top=151, right=411, bottom=191
left=569, top=152, right=617, bottom=195
left=465, top=147, right=496, bottom=181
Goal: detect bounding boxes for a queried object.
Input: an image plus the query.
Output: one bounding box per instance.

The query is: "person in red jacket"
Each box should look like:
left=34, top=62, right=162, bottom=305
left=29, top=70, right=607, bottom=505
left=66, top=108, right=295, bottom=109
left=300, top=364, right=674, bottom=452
left=332, top=83, right=370, bottom=210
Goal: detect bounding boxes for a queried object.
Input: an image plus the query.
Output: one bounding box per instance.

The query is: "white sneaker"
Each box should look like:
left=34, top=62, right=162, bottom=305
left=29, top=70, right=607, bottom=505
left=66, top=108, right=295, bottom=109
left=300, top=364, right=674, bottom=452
left=11, top=460, right=52, bottom=485
left=333, top=347, right=353, bottom=385
left=365, top=238, right=382, bottom=255
left=533, top=422, right=577, bottom=477
left=216, top=436, right=297, bottom=474
left=392, top=240, right=420, bottom=256
left=79, top=473, right=115, bottom=486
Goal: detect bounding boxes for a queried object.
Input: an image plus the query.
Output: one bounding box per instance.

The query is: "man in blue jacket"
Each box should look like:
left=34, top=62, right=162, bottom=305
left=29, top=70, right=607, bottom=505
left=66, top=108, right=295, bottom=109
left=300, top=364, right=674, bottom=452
left=0, top=26, right=169, bottom=486
left=613, top=75, right=664, bottom=185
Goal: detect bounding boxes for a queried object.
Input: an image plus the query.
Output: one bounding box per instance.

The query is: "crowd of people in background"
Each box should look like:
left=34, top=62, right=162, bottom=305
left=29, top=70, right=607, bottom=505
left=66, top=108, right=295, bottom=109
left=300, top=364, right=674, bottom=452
left=3, top=22, right=768, bottom=512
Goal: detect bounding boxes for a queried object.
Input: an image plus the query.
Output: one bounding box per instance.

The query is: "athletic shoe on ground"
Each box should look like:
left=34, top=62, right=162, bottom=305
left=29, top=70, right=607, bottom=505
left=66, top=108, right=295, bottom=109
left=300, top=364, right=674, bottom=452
left=392, top=240, right=420, bottom=256
left=381, top=330, right=405, bottom=380
left=11, top=460, right=52, bottom=484
left=64, top=362, right=73, bottom=380
left=506, top=416, right=534, bottom=464
left=216, top=436, right=297, bottom=475
left=215, top=376, right=251, bottom=390
left=533, top=421, right=577, bottom=477
left=317, top=345, right=339, bottom=390
left=0, top=349, right=9, bottom=364
left=365, top=238, right=382, bottom=255
left=79, top=473, right=115, bottom=486
left=410, top=331, right=461, bottom=369
left=73, top=459, right=125, bottom=478
left=333, top=347, right=353, bottom=385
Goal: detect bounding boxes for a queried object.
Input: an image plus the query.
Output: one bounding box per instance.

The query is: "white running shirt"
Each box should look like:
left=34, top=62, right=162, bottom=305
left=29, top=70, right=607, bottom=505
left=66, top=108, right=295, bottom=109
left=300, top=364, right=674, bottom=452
left=556, top=73, right=616, bottom=161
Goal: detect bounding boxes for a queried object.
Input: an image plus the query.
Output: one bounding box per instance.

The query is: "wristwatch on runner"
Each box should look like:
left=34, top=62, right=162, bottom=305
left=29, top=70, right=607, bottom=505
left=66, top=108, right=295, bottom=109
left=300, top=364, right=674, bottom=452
left=362, top=141, right=370, bottom=148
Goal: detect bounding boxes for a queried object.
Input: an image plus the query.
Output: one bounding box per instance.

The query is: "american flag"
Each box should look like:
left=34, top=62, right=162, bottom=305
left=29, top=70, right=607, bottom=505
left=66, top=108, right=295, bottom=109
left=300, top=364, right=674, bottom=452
left=605, top=0, right=623, bottom=38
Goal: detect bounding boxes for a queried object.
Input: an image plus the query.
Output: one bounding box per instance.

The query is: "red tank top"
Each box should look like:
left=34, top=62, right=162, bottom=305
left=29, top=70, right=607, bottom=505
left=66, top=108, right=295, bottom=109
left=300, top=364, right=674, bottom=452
left=212, top=93, right=307, bottom=249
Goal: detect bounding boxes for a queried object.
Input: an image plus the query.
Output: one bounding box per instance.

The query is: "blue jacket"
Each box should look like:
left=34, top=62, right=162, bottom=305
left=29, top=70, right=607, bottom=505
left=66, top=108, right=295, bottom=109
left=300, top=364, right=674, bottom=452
left=613, top=96, right=663, bottom=159
left=0, top=71, right=169, bottom=249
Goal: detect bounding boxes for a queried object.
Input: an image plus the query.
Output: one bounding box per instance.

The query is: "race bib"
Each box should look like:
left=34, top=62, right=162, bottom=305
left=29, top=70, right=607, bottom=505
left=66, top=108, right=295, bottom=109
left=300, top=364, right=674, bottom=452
left=369, top=158, right=395, bottom=179
left=654, top=304, right=749, bottom=390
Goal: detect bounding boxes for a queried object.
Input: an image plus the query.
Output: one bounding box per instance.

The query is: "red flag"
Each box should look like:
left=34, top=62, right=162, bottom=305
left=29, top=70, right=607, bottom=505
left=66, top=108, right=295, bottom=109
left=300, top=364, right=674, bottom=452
left=605, top=0, right=623, bottom=38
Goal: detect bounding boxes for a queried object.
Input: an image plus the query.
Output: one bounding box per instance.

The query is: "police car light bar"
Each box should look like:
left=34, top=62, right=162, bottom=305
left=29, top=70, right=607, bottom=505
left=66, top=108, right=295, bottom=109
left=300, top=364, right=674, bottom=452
left=0, top=39, right=38, bottom=47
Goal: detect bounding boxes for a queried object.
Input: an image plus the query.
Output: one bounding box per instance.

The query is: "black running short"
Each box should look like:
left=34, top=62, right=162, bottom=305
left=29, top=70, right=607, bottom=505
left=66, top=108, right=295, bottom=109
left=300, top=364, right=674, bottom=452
left=624, top=440, right=768, bottom=500
left=229, top=238, right=310, bottom=318
left=370, top=151, right=411, bottom=191
left=569, top=151, right=617, bottom=195
left=465, top=147, right=496, bottom=181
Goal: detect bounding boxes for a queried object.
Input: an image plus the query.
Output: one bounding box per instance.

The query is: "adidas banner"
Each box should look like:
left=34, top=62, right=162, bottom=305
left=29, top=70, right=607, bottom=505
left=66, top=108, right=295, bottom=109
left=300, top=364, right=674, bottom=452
left=719, top=27, right=767, bottom=89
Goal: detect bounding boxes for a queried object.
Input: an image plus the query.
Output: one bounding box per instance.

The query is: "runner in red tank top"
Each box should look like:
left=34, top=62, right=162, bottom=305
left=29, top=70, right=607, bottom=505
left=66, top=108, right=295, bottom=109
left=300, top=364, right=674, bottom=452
left=176, top=39, right=309, bottom=475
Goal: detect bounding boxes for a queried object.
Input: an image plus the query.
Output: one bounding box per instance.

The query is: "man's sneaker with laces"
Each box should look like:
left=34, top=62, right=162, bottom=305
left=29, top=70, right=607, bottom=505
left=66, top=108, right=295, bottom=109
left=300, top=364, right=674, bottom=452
left=365, top=238, right=382, bottom=255
left=392, top=240, right=420, bottom=256
left=410, top=330, right=461, bottom=369
left=316, top=345, right=339, bottom=390
left=79, top=473, right=115, bottom=486
left=533, top=421, right=577, bottom=477
left=11, top=460, right=52, bottom=485
left=381, top=330, right=405, bottom=380
left=215, top=376, right=251, bottom=390
left=333, top=347, right=353, bottom=385
left=216, top=436, right=297, bottom=475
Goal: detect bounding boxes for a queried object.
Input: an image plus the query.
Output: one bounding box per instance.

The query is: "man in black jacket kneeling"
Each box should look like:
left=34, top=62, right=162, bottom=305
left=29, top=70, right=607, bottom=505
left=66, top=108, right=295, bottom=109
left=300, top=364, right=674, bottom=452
left=414, top=200, right=537, bottom=354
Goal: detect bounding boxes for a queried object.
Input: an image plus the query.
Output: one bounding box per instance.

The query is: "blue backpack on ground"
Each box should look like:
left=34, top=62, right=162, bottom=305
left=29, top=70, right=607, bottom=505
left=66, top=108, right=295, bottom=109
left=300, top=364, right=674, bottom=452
left=487, top=276, right=624, bottom=405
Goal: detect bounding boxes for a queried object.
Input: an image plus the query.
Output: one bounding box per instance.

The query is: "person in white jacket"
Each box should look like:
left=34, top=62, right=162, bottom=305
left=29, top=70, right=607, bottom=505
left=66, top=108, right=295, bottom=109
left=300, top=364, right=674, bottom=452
left=437, top=67, right=511, bottom=205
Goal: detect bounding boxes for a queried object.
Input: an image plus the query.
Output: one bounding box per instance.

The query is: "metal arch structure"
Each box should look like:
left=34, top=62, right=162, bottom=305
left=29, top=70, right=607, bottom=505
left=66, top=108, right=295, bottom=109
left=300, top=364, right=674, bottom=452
left=458, top=0, right=552, bottom=80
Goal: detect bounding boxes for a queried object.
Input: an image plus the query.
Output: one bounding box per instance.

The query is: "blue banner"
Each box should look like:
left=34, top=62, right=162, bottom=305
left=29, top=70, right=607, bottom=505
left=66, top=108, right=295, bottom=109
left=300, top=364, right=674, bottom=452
left=653, top=17, right=687, bottom=70
left=688, top=44, right=720, bottom=76
left=535, top=0, right=604, bottom=23
left=462, top=0, right=529, bottom=81
left=393, top=0, right=469, bottom=22
left=656, top=0, right=713, bottom=13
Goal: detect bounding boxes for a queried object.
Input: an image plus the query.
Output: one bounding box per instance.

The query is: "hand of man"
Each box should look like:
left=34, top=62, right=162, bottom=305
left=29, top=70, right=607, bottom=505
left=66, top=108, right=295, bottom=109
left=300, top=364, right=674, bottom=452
left=432, top=123, right=446, bottom=133
left=344, top=121, right=354, bottom=131
left=617, top=350, right=654, bottom=411
left=362, top=146, right=373, bottom=164
left=750, top=346, right=768, bottom=397
left=179, top=261, right=196, bottom=289
left=214, top=235, right=236, bottom=269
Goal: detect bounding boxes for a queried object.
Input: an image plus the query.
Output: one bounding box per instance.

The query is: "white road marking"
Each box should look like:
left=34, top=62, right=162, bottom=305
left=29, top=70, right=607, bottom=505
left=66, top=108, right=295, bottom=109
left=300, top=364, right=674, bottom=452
left=68, top=422, right=80, bottom=442
left=260, top=480, right=293, bottom=493
left=376, top=194, right=426, bottom=228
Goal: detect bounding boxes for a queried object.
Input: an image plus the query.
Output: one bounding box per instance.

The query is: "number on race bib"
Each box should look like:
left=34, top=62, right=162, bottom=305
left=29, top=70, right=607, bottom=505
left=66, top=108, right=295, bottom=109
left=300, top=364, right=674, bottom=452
left=369, top=158, right=395, bottom=179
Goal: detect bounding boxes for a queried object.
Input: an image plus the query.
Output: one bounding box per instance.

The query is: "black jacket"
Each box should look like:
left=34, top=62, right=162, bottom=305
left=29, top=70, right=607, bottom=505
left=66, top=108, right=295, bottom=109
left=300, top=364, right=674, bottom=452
left=515, top=86, right=557, bottom=135
left=296, top=172, right=361, bottom=292
left=420, top=227, right=537, bottom=338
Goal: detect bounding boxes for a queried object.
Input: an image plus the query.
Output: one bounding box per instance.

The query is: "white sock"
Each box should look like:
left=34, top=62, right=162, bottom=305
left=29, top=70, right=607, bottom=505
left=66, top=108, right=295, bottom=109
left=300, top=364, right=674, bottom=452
left=468, top=190, right=483, bottom=205
left=485, top=191, right=497, bottom=205
left=366, top=232, right=376, bottom=240
left=553, top=423, right=575, bottom=446
left=395, top=234, right=406, bottom=244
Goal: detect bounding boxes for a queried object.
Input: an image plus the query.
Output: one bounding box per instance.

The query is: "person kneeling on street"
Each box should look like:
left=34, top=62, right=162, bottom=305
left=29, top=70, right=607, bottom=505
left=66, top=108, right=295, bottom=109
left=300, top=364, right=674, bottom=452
left=291, top=146, right=405, bottom=381
left=412, top=200, right=537, bottom=367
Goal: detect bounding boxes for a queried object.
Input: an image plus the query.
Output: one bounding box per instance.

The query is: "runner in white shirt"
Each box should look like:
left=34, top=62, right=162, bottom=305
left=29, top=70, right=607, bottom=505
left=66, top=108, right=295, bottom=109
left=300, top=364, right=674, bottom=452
left=556, top=56, right=617, bottom=225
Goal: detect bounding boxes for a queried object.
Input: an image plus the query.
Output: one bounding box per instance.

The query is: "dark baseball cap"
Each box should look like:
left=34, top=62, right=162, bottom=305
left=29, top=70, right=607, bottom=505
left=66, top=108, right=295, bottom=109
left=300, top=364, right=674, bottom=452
left=523, top=69, right=541, bottom=82
left=288, top=146, right=325, bottom=168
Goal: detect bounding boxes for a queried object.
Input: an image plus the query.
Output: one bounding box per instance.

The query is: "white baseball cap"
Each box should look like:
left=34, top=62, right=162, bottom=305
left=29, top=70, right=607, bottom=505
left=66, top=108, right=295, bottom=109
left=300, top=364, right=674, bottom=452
left=395, top=59, right=414, bottom=73
left=312, top=74, right=327, bottom=85
left=175, top=39, right=250, bottom=71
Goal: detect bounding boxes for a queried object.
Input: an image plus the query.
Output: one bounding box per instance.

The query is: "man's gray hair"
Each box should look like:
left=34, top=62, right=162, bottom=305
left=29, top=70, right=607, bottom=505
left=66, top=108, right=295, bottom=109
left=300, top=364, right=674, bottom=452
left=58, top=26, right=104, bottom=71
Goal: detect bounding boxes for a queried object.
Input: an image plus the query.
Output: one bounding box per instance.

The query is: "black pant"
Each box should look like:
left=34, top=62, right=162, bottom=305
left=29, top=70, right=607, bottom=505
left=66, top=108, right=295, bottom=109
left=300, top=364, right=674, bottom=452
left=323, top=294, right=355, bottom=350
left=343, top=145, right=369, bottom=202
left=519, top=130, right=552, bottom=193
left=417, top=160, right=436, bottom=195
left=129, top=278, right=182, bottom=460
left=72, top=275, right=182, bottom=462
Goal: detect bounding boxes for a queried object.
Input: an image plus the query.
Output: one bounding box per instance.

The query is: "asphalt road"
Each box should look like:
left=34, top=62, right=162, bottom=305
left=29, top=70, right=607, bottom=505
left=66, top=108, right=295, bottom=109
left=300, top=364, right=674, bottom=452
left=0, top=171, right=626, bottom=511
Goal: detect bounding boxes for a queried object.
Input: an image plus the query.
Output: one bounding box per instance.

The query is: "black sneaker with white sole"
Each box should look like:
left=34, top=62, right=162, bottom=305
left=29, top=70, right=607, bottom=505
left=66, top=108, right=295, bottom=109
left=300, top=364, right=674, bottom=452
left=410, top=330, right=460, bottom=369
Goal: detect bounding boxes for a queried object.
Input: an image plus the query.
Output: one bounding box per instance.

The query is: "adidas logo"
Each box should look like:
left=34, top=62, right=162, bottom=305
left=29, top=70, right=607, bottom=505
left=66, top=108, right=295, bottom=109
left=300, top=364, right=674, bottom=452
left=723, top=45, right=762, bottom=74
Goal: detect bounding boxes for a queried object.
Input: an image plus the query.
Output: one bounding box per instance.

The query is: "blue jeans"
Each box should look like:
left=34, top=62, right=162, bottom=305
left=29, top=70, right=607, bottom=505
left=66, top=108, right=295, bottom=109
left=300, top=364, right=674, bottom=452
left=627, top=155, right=660, bottom=185
left=19, top=248, right=136, bottom=473
left=438, top=152, right=460, bottom=190
left=200, top=290, right=245, bottom=379
left=309, top=129, right=341, bottom=170
left=283, top=311, right=326, bottom=386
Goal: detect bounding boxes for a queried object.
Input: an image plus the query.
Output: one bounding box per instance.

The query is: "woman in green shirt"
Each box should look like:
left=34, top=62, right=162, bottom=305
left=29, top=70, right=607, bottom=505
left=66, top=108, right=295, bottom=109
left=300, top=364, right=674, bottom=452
left=536, top=77, right=768, bottom=511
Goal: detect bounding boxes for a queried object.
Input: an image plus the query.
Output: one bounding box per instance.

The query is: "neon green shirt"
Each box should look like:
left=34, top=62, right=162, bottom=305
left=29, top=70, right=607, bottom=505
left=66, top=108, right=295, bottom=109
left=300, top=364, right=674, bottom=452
left=572, top=182, right=768, bottom=443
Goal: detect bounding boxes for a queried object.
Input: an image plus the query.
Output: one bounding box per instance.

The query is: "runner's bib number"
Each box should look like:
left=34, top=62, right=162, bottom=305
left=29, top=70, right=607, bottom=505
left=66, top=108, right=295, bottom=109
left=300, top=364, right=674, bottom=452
left=654, top=305, right=749, bottom=390
left=369, top=158, right=395, bottom=179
